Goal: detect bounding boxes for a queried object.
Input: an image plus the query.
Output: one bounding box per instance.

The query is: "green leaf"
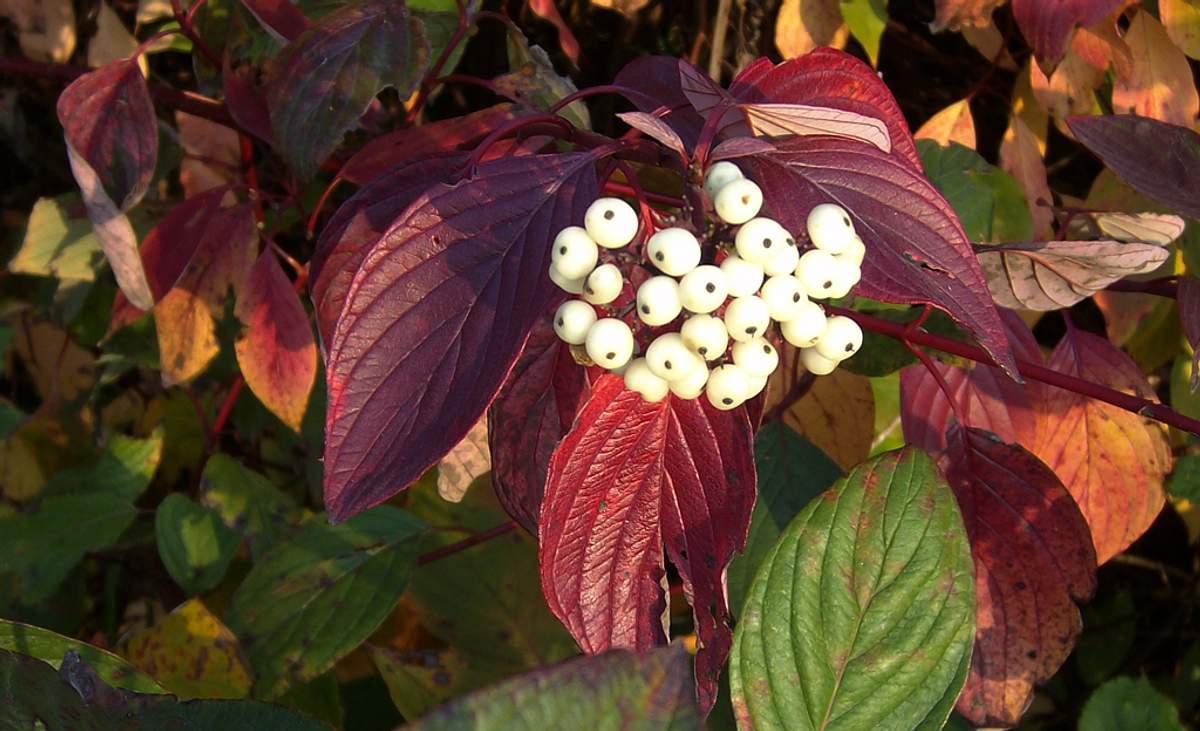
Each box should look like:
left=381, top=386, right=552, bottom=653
left=842, top=306, right=964, bottom=377
left=0, top=494, right=137, bottom=602
left=1175, top=640, right=1200, bottom=714
left=839, top=0, right=887, bottom=66
left=200, top=453, right=300, bottom=559
left=726, top=423, right=841, bottom=618
left=155, top=493, right=240, bottom=594
left=0, top=400, right=25, bottom=440
left=371, top=645, right=467, bottom=720
left=405, top=646, right=700, bottom=730
left=0, top=620, right=163, bottom=694
left=226, top=505, right=426, bottom=698
left=729, top=447, right=976, bottom=731
left=497, top=31, right=590, bottom=131
left=0, top=649, right=102, bottom=731
left=10, top=195, right=103, bottom=293
left=1079, top=676, right=1184, bottom=730
left=918, top=140, right=1034, bottom=243
left=1075, top=592, right=1137, bottom=687
left=43, top=428, right=163, bottom=501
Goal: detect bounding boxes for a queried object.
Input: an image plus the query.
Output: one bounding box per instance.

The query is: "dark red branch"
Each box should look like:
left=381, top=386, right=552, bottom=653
left=1104, top=277, right=1179, bottom=298
left=417, top=521, right=518, bottom=565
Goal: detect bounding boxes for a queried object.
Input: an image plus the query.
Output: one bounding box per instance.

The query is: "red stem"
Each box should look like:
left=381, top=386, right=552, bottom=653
left=831, top=306, right=1200, bottom=436
left=416, top=521, right=518, bottom=565
left=602, top=181, right=685, bottom=208
left=1104, top=277, right=1179, bottom=298
left=171, top=0, right=222, bottom=69
left=405, top=0, right=472, bottom=124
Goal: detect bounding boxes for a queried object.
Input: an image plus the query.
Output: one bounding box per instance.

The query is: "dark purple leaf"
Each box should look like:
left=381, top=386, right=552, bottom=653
left=323, top=152, right=599, bottom=522
left=265, top=1, right=429, bottom=179
left=1067, top=114, right=1200, bottom=220
left=1180, top=276, right=1200, bottom=390
left=616, top=111, right=687, bottom=161
left=1011, top=0, right=1127, bottom=71
left=748, top=136, right=1018, bottom=377
left=223, top=52, right=273, bottom=145
left=237, top=0, right=309, bottom=41
left=613, top=56, right=706, bottom=149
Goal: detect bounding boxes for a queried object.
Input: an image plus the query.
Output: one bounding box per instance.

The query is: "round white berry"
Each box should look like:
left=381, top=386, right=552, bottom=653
left=583, top=264, right=623, bottom=305
left=815, top=315, right=863, bottom=361
left=624, top=358, right=669, bottom=402
left=780, top=301, right=828, bottom=348
left=825, top=258, right=862, bottom=299
left=585, top=318, right=634, bottom=369
left=734, top=217, right=791, bottom=266
left=706, top=364, right=749, bottom=410
left=551, top=226, right=599, bottom=279
left=549, top=263, right=585, bottom=294
left=744, top=373, right=768, bottom=399
left=763, top=237, right=801, bottom=277
left=731, top=336, right=779, bottom=376
left=800, top=346, right=839, bottom=375
left=724, top=295, right=771, bottom=342
left=636, top=276, right=683, bottom=326
left=760, top=275, right=807, bottom=322
left=719, top=254, right=765, bottom=297
left=680, top=314, right=729, bottom=361
left=553, top=300, right=597, bottom=345
left=678, top=265, right=728, bottom=314
left=807, top=203, right=856, bottom=255
left=669, top=361, right=710, bottom=399
left=645, top=333, right=704, bottom=382
left=795, top=249, right=840, bottom=299
left=646, top=227, right=702, bottom=276
left=703, top=161, right=744, bottom=199
left=585, top=197, right=639, bottom=248
left=841, top=234, right=866, bottom=267
left=714, top=178, right=763, bottom=225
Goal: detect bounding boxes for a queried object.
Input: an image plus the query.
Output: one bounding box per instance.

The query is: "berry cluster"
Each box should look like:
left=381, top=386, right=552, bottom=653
left=549, top=161, right=865, bottom=410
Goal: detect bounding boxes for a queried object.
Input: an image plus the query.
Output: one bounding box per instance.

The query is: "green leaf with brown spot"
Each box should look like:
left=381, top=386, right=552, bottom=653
left=0, top=620, right=163, bottom=694
left=155, top=493, right=240, bottom=595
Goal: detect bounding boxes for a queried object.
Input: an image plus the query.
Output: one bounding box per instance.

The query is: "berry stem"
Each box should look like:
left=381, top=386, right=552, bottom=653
left=830, top=306, right=1200, bottom=436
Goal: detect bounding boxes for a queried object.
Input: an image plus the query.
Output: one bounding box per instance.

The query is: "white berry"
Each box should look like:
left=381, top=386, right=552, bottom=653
left=732, top=337, right=779, bottom=376
left=585, top=197, right=639, bottom=248
left=815, top=315, right=863, bottom=361
left=807, top=203, right=856, bottom=255
left=763, top=237, right=800, bottom=277
left=636, top=276, right=683, bottom=326
left=703, top=161, right=744, bottom=199
left=551, top=226, right=599, bottom=279
left=841, top=234, right=866, bottom=267
left=795, top=249, right=840, bottom=299
left=680, top=315, right=729, bottom=361
left=743, top=373, right=768, bottom=399
left=760, top=275, right=807, bottom=322
left=669, top=361, right=710, bottom=399
left=724, top=295, right=770, bottom=342
left=553, top=300, right=597, bottom=345
left=583, top=264, right=623, bottom=305
left=714, top=178, right=763, bottom=225
left=646, top=333, right=703, bottom=382
left=825, top=258, right=862, bottom=299
left=720, top=255, right=765, bottom=297
left=646, top=227, right=702, bottom=276
left=735, top=217, right=791, bottom=265
left=549, top=263, right=585, bottom=294
left=800, top=346, right=839, bottom=375
left=623, top=357, right=669, bottom=402
left=678, top=265, right=728, bottom=314
left=585, top=318, right=634, bottom=369
left=780, top=301, right=828, bottom=348
left=706, top=364, right=749, bottom=410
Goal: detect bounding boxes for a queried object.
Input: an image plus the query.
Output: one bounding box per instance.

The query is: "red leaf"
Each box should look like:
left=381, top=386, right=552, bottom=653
left=487, top=312, right=587, bottom=535
left=1030, top=326, right=1172, bottom=563
left=941, top=427, right=1097, bottom=728
left=223, top=54, right=273, bottom=145
left=237, top=0, right=309, bottom=41
left=323, top=152, right=599, bottom=522
left=526, top=0, right=580, bottom=63
left=539, top=375, right=755, bottom=712
left=235, top=250, right=317, bottom=432
left=1179, top=276, right=1200, bottom=390
left=1011, top=0, right=1129, bottom=71
left=748, top=136, right=1018, bottom=378
left=1067, top=114, right=1200, bottom=220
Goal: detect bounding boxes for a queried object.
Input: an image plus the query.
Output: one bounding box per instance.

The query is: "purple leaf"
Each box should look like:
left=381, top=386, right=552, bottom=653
left=748, top=136, right=1018, bottom=378
left=616, top=111, right=687, bottom=161
left=613, top=56, right=706, bottom=149
left=323, top=152, right=599, bottom=522
left=1179, top=276, right=1200, bottom=390
left=1067, top=115, right=1200, bottom=220
left=237, top=0, right=309, bottom=42
left=1011, top=0, right=1128, bottom=71
left=265, top=1, right=429, bottom=179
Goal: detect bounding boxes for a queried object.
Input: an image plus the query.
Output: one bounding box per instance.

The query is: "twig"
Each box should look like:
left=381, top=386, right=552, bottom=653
left=708, top=0, right=732, bottom=81
left=405, top=0, right=472, bottom=124
left=416, top=521, right=518, bottom=565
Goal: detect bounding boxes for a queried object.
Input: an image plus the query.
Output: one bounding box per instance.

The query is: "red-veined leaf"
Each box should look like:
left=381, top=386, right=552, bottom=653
left=538, top=375, right=755, bottom=713
left=941, top=426, right=1097, bottom=728
left=323, top=152, right=599, bottom=522
left=1031, top=326, right=1172, bottom=563
left=487, top=312, right=587, bottom=535
left=976, top=239, right=1171, bottom=311
left=1010, top=0, right=1129, bottom=71
left=526, top=0, right=580, bottom=63
left=1067, top=114, right=1200, bottom=220
left=237, top=0, right=308, bottom=42
left=748, top=135, right=1018, bottom=377
left=1177, top=276, right=1200, bottom=390
left=234, top=250, right=317, bottom=432
left=741, top=102, right=891, bottom=153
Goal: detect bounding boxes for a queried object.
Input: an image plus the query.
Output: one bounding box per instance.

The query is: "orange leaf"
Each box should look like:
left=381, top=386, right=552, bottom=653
left=155, top=288, right=220, bottom=386
left=915, top=99, right=977, bottom=149
left=176, top=112, right=241, bottom=199
left=774, top=0, right=848, bottom=59
left=1030, top=48, right=1103, bottom=123
left=234, top=250, right=316, bottom=432
left=1000, top=115, right=1055, bottom=239
left=1112, top=10, right=1200, bottom=127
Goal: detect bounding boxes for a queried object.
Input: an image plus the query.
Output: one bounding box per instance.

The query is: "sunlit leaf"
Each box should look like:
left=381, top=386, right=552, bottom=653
left=120, top=599, right=252, bottom=699
left=915, top=99, right=976, bottom=149
left=774, top=0, right=848, bottom=59
left=1010, top=0, right=1128, bottom=71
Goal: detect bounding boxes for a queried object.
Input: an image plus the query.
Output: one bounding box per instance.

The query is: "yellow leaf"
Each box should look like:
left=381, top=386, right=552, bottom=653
left=88, top=2, right=148, bottom=75
left=960, top=22, right=1016, bottom=69
left=155, top=288, right=220, bottom=386
left=914, top=99, right=976, bottom=149
left=1000, top=115, right=1055, bottom=239
left=1161, top=0, right=1200, bottom=61
left=1030, top=48, right=1103, bottom=133
left=765, top=354, right=874, bottom=471
left=589, top=0, right=651, bottom=18
left=1011, top=63, right=1048, bottom=155
left=120, top=599, right=252, bottom=700
left=437, top=419, right=490, bottom=503
left=135, top=0, right=174, bottom=24
left=774, top=0, right=848, bottom=59
left=12, top=319, right=95, bottom=404
left=1112, top=10, right=1200, bottom=128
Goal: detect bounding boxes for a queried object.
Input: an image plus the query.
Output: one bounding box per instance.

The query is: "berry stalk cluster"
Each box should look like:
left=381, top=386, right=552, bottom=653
left=550, top=161, right=865, bottom=410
